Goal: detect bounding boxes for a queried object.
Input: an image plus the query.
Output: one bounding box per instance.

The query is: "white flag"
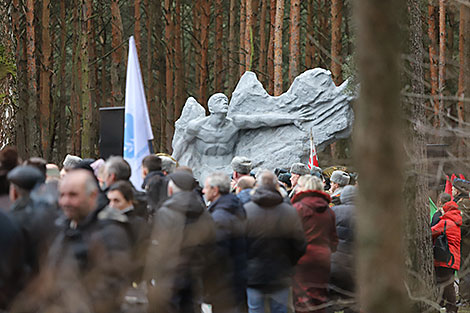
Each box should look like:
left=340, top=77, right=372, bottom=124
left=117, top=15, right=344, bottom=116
left=124, top=36, right=153, bottom=191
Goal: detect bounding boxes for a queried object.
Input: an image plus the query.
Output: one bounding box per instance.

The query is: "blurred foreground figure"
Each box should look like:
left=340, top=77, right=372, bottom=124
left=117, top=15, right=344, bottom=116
left=11, top=169, right=132, bottom=313
left=291, top=175, right=338, bottom=313
left=244, top=170, right=306, bottom=313
left=146, top=171, right=216, bottom=313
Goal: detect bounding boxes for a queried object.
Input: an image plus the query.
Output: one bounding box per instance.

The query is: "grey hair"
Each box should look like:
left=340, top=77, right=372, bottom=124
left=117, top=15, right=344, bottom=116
left=84, top=174, right=99, bottom=196
left=298, top=175, right=323, bottom=191
left=168, top=179, right=182, bottom=195
left=206, top=172, right=231, bottom=194
left=256, top=170, right=278, bottom=187
left=105, top=156, right=131, bottom=181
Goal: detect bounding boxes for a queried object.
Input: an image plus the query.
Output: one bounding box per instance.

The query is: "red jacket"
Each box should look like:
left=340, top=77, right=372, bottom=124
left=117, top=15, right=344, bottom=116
left=432, top=201, right=462, bottom=270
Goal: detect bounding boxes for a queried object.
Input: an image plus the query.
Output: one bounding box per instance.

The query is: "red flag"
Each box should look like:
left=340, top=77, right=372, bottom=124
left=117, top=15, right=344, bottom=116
left=307, top=130, right=319, bottom=169
left=445, top=175, right=452, bottom=198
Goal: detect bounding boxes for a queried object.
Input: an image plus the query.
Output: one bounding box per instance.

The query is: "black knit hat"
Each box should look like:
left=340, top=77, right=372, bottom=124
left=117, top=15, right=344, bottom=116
left=168, top=171, right=197, bottom=191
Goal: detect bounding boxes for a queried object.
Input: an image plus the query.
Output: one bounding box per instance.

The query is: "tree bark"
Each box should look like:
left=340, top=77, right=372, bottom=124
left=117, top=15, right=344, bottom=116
left=355, top=0, right=410, bottom=311
left=331, top=0, right=343, bottom=85
left=267, top=0, right=276, bottom=94
left=111, top=0, right=123, bottom=107
left=245, top=0, right=253, bottom=71
left=26, top=0, right=40, bottom=156
left=135, top=0, right=141, bottom=55
left=438, top=0, right=445, bottom=129
left=58, top=0, right=67, bottom=159
left=174, top=0, right=184, bottom=118
left=215, top=0, right=224, bottom=91
left=164, top=0, right=174, bottom=152
left=273, top=0, right=284, bottom=96
left=464, top=3, right=470, bottom=125
left=288, top=0, right=300, bottom=84
left=259, top=0, right=268, bottom=84
left=428, top=2, right=439, bottom=127
left=457, top=4, right=466, bottom=129
left=228, top=0, right=238, bottom=90
left=40, top=0, right=52, bottom=158
left=305, top=0, right=316, bottom=69
left=199, top=0, right=210, bottom=106
left=239, top=0, right=246, bottom=76
left=71, top=0, right=82, bottom=154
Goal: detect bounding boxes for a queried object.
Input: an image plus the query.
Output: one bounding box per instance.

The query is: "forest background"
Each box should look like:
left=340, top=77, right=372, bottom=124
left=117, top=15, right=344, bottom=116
left=0, top=0, right=470, bottom=311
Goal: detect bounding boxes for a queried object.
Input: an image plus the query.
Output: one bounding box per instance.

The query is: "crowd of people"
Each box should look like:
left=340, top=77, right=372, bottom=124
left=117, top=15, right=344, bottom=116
left=0, top=147, right=360, bottom=313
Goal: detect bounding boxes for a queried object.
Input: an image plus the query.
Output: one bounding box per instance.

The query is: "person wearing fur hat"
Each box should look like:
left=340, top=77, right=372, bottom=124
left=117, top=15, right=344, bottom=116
left=289, top=163, right=310, bottom=199
left=329, top=170, right=350, bottom=206
left=231, top=156, right=252, bottom=191
left=452, top=178, right=470, bottom=203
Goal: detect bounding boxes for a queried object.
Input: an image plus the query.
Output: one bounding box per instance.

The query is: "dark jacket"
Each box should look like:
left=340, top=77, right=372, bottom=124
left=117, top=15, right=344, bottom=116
left=207, top=193, right=247, bottom=307
left=432, top=201, right=462, bottom=270
left=330, top=186, right=356, bottom=293
left=237, top=188, right=252, bottom=205
left=291, top=190, right=338, bottom=287
left=12, top=204, right=133, bottom=313
left=244, top=186, right=306, bottom=291
left=146, top=190, right=216, bottom=313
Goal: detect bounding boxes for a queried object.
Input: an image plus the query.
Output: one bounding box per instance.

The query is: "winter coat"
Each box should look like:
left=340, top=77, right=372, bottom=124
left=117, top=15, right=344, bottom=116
left=432, top=201, right=462, bottom=270
left=146, top=190, right=216, bottom=313
left=244, top=186, right=306, bottom=292
left=12, top=204, right=133, bottom=313
left=330, top=186, right=356, bottom=293
left=207, top=193, right=247, bottom=308
left=291, top=190, right=338, bottom=287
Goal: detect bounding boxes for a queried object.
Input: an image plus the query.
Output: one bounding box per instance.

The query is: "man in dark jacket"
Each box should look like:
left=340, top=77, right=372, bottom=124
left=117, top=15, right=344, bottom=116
left=203, top=172, right=247, bottom=313
left=11, top=169, right=133, bottom=313
left=145, top=170, right=216, bottom=313
left=329, top=185, right=357, bottom=313
left=244, top=170, right=306, bottom=313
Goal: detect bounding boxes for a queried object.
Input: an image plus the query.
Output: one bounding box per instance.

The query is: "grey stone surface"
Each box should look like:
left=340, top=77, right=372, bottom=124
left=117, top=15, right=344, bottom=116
left=172, top=68, right=354, bottom=183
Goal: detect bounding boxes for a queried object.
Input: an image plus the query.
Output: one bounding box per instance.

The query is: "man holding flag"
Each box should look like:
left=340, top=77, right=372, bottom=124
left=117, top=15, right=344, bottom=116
left=124, top=36, right=154, bottom=191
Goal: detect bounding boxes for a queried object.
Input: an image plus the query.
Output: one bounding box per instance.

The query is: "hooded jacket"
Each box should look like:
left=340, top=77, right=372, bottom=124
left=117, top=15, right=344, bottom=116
left=244, top=186, right=306, bottom=291
left=291, top=190, right=338, bottom=286
left=432, top=201, right=462, bottom=270
left=146, top=190, right=216, bottom=312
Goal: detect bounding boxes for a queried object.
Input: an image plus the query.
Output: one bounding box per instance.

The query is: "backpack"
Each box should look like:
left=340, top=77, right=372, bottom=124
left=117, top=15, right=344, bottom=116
left=434, top=221, right=454, bottom=266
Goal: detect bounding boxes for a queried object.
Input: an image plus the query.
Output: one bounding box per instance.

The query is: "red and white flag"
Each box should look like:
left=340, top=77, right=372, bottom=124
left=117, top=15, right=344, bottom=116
left=307, top=129, right=319, bottom=169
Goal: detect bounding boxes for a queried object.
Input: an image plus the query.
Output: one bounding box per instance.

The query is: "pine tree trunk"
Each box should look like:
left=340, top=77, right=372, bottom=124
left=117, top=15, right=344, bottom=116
left=174, top=0, right=184, bottom=118
left=355, top=0, right=410, bottom=311
left=331, top=0, right=343, bottom=85
left=40, top=0, right=52, bottom=158
left=144, top=0, right=157, bottom=150
left=57, top=0, right=67, bottom=159
left=288, top=0, right=300, bottom=84
left=259, top=0, right=268, bottom=83
left=135, top=0, right=141, bottom=55
left=319, top=0, right=330, bottom=68
left=81, top=0, right=93, bottom=157
left=71, top=0, right=82, bottom=154
left=267, top=0, right=276, bottom=94
left=26, top=0, right=40, bottom=156
left=215, top=0, right=224, bottom=91
left=273, top=0, right=284, bottom=96
left=164, top=0, right=174, bottom=152
left=111, top=0, right=123, bottom=107
left=305, top=0, right=315, bottom=69
left=457, top=4, right=466, bottom=129
left=155, top=0, right=165, bottom=151
left=239, top=0, right=246, bottom=76
left=199, top=0, right=210, bottom=106
left=464, top=3, right=470, bottom=125
left=428, top=2, right=439, bottom=127
left=438, top=0, right=446, bottom=129
left=245, top=0, right=253, bottom=71
left=228, top=0, right=238, bottom=90
left=405, top=0, right=436, bottom=310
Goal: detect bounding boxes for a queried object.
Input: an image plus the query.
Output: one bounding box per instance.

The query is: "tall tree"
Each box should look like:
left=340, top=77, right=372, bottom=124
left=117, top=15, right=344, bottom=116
left=259, top=0, right=268, bottom=83
left=40, top=0, right=52, bottom=158
left=245, top=0, right=253, bottom=71
left=57, top=0, right=67, bottom=159
left=174, top=0, right=184, bottom=117
left=214, top=0, right=224, bottom=91
left=228, top=0, right=238, bottom=90
left=239, top=0, right=246, bottom=76
left=457, top=4, right=466, bottom=131
left=428, top=2, right=439, bottom=127
left=267, top=0, right=276, bottom=93
left=25, top=0, right=40, bottom=156
left=111, top=0, right=123, bottom=107
left=71, top=0, right=82, bottom=154
left=438, top=0, right=446, bottom=129
left=331, top=0, right=343, bottom=85
left=355, top=0, right=410, bottom=312
left=273, top=0, right=284, bottom=96
left=164, top=0, right=174, bottom=151
left=288, top=0, right=300, bottom=84
left=305, top=0, right=316, bottom=69
left=199, top=0, right=210, bottom=106
left=135, top=0, right=141, bottom=54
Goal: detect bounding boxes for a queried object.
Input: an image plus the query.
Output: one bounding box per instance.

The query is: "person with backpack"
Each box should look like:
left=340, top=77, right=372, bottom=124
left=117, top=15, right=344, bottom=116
left=431, top=200, right=462, bottom=313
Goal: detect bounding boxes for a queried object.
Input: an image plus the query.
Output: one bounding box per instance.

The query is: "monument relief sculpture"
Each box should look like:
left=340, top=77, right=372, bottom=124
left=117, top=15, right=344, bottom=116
left=172, top=69, right=354, bottom=182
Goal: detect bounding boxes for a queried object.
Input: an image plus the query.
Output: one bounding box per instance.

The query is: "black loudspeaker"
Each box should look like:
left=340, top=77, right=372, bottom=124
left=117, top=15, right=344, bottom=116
left=99, top=107, right=125, bottom=159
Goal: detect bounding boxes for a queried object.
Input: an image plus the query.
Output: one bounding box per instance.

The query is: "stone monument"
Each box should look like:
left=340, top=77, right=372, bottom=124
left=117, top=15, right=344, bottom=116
left=172, top=68, right=354, bottom=182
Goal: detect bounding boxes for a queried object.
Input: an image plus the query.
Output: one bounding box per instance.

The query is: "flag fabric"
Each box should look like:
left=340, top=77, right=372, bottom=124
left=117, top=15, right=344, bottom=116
left=429, top=197, right=438, bottom=222
left=307, top=129, right=319, bottom=169
left=124, top=36, right=154, bottom=191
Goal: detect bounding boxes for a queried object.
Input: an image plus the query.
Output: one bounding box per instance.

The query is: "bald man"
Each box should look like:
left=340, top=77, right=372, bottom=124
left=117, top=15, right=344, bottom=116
left=36, top=170, right=133, bottom=313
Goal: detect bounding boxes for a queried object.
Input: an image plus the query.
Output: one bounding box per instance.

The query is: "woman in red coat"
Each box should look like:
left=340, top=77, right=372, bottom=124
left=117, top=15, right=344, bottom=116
left=291, top=175, right=338, bottom=313
left=431, top=200, right=462, bottom=313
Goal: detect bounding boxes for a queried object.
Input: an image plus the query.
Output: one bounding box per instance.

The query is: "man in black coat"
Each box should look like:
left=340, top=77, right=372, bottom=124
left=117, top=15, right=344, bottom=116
left=203, top=172, right=247, bottom=313
left=244, top=170, right=305, bottom=313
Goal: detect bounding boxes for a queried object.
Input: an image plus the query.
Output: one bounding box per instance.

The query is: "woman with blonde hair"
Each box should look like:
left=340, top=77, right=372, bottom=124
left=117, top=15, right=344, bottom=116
left=291, top=175, right=338, bottom=313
